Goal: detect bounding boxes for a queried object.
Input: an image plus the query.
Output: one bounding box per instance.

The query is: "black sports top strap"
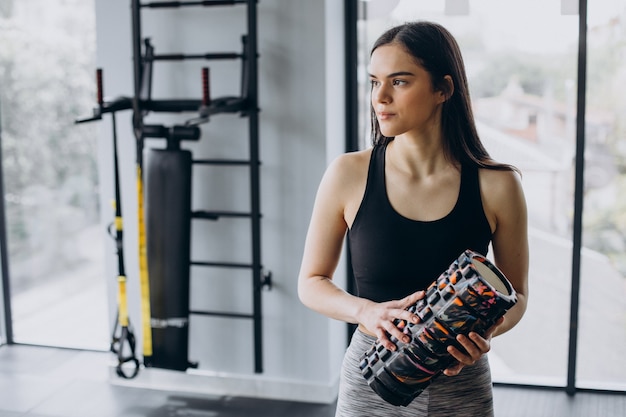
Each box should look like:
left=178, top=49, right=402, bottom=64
left=347, top=143, right=492, bottom=303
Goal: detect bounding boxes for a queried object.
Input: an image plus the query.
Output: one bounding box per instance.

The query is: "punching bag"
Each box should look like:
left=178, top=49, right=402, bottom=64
left=145, top=148, right=192, bottom=371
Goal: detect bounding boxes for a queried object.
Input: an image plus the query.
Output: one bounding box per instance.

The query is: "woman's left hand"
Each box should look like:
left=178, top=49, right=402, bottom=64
left=443, top=316, right=505, bottom=377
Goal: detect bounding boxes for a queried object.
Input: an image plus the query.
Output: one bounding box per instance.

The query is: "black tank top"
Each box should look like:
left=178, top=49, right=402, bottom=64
left=347, top=143, right=492, bottom=303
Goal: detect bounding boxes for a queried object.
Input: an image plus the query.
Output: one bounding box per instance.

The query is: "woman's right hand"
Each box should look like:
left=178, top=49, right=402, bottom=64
left=358, top=290, right=425, bottom=351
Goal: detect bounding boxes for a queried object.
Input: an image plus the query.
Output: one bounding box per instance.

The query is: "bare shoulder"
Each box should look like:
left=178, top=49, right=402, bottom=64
left=327, top=147, right=372, bottom=177
left=478, top=167, right=527, bottom=230
left=319, top=148, right=372, bottom=224
left=479, top=167, right=523, bottom=196
left=322, top=147, right=372, bottom=193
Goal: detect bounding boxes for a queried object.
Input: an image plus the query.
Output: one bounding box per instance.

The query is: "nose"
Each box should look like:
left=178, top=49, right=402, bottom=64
left=372, top=82, right=391, bottom=105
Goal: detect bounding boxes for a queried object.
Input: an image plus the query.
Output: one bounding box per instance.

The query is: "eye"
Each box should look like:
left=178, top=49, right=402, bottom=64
left=392, top=79, right=407, bottom=86
left=370, top=79, right=380, bottom=88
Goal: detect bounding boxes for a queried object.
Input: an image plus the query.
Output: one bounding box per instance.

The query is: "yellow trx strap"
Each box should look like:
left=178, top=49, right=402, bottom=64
left=117, top=275, right=129, bottom=327
left=137, top=165, right=152, bottom=362
left=109, top=112, right=139, bottom=379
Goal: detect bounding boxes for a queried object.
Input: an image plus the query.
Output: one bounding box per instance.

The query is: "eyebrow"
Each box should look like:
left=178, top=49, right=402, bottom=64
left=368, top=71, right=416, bottom=78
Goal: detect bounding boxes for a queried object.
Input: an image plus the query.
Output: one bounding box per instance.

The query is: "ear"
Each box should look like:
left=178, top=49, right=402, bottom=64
left=439, top=75, right=454, bottom=103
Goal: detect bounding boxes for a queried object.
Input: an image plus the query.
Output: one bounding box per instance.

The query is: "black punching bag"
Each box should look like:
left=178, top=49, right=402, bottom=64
left=146, top=148, right=192, bottom=371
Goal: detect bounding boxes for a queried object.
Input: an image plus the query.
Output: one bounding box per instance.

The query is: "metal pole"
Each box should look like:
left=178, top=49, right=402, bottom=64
left=0, top=100, right=13, bottom=345
left=344, top=0, right=359, bottom=154
left=246, top=0, right=263, bottom=374
left=131, top=0, right=144, bottom=140
left=131, top=0, right=143, bottom=104
left=566, top=0, right=588, bottom=396
left=344, top=0, right=359, bottom=345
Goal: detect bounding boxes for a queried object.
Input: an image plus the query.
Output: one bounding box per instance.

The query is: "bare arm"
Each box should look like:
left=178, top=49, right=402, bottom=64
left=484, top=169, right=529, bottom=336
left=297, top=152, right=421, bottom=350
left=297, top=153, right=368, bottom=322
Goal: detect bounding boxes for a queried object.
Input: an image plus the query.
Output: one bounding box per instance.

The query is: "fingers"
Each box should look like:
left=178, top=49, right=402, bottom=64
left=443, top=360, right=464, bottom=377
left=401, top=290, right=425, bottom=309
left=374, top=330, right=395, bottom=351
left=368, top=291, right=425, bottom=351
left=378, top=318, right=411, bottom=351
left=444, top=331, right=491, bottom=376
left=397, top=307, right=420, bottom=326
left=378, top=293, right=424, bottom=349
left=396, top=290, right=424, bottom=324
left=444, top=316, right=507, bottom=377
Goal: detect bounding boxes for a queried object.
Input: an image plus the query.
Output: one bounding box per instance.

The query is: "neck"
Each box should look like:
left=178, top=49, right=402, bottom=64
left=387, top=134, right=455, bottom=179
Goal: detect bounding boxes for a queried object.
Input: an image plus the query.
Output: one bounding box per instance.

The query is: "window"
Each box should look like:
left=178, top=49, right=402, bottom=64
left=355, top=0, right=626, bottom=391
left=0, top=0, right=107, bottom=350
left=578, top=0, right=626, bottom=390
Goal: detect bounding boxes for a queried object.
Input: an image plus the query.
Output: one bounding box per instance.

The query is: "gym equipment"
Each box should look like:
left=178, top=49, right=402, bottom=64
left=128, top=0, right=270, bottom=373
left=108, top=110, right=140, bottom=379
left=77, top=0, right=271, bottom=375
left=145, top=148, right=192, bottom=371
left=80, top=69, right=140, bottom=379
left=359, top=250, right=517, bottom=406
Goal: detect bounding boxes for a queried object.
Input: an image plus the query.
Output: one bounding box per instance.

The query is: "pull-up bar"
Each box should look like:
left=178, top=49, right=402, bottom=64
left=141, top=0, right=246, bottom=8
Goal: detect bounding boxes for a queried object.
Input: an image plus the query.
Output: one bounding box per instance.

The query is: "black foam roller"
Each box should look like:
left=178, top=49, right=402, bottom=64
left=360, top=250, right=518, bottom=406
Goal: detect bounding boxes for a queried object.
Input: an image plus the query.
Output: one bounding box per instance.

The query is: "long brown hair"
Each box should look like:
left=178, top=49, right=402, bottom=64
left=370, top=21, right=517, bottom=172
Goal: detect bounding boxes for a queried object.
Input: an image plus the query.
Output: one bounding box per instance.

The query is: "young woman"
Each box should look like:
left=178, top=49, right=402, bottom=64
left=297, top=21, right=528, bottom=416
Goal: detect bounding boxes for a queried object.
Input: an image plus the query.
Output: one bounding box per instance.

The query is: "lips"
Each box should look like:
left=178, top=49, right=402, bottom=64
left=377, top=112, right=395, bottom=120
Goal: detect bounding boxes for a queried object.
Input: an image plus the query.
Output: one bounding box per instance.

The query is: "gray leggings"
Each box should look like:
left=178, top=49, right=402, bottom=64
left=335, top=329, right=494, bottom=417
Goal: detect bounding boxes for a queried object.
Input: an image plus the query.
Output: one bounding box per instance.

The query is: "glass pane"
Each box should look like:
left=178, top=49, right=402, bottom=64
left=0, top=102, right=5, bottom=345
left=578, top=0, right=626, bottom=391
left=358, top=0, right=579, bottom=386
left=0, top=0, right=107, bottom=350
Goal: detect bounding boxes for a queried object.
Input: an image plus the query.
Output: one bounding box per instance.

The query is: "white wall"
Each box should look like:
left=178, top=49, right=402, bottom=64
left=95, top=0, right=347, bottom=403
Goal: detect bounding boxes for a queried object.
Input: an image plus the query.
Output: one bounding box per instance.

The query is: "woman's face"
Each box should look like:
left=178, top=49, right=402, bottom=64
left=369, top=43, right=446, bottom=139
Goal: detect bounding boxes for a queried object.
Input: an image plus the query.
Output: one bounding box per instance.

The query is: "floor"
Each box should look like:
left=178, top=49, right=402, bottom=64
left=0, top=344, right=625, bottom=417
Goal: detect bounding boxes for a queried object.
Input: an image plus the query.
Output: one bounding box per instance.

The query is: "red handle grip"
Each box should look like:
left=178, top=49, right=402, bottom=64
left=96, top=68, right=104, bottom=106
left=202, top=67, right=210, bottom=106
